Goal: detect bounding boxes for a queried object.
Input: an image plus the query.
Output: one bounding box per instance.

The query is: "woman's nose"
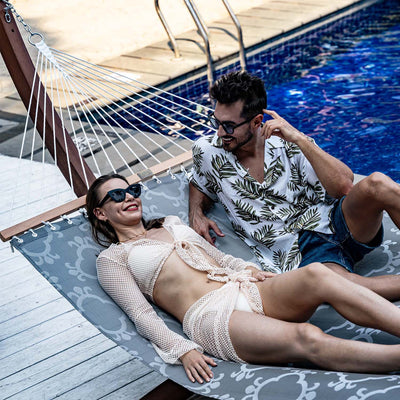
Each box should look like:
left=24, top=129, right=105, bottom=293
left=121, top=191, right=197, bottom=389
left=125, top=191, right=134, bottom=201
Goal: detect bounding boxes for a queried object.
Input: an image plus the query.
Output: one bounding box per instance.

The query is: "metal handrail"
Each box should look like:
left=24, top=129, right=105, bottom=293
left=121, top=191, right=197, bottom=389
left=221, top=0, right=247, bottom=71
left=154, top=0, right=181, bottom=58
left=155, top=0, right=247, bottom=87
left=184, top=0, right=214, bottom=87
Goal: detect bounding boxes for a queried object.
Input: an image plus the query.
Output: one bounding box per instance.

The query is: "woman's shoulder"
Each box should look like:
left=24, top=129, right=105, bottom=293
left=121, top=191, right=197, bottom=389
left=97, top=242, right=127, bottom=261
left=163, top=215, right=186, bottom=226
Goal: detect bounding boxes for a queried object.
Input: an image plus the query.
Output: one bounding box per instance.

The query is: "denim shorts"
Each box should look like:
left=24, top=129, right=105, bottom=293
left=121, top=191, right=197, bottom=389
left=298, top=197, right=383, bottom=272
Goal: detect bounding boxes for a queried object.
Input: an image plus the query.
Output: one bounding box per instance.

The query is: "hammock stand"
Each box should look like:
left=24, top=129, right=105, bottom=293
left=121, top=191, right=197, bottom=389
left=0, top=1, right=194, bottom=242
left=0, top=3, right=194, bottom=398
left=2, top=2, right=400, bottom=399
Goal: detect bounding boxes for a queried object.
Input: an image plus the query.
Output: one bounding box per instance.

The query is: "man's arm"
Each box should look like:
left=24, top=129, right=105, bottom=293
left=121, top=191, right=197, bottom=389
left=189, top=182, right=224, bottom=245
left=262, top=109, right=353, bottom=198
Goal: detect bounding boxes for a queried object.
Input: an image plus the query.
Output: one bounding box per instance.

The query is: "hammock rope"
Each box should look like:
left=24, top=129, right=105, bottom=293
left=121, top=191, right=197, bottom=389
left=1, top=11, right=216, bottom=238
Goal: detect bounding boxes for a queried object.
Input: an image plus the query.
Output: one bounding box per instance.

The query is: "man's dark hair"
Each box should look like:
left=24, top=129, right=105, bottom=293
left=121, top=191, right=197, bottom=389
left=210, top=71, right=267, bottom=118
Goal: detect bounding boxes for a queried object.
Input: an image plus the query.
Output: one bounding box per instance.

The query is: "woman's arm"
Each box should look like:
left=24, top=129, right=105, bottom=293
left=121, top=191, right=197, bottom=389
left=97, top=252, right=202, bottom=364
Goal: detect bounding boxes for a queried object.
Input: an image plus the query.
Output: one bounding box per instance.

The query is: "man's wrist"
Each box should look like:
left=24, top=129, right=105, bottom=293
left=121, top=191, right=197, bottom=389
left=295, top=133, right=315, bottom=146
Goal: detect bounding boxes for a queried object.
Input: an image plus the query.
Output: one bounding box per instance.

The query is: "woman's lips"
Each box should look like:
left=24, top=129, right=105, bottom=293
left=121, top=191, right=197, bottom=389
left=124, top=203, right=139, bottom=211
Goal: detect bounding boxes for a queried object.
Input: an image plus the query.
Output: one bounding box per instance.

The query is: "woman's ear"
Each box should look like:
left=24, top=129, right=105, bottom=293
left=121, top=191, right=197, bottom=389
left=93, top=207, right=107, bottom=222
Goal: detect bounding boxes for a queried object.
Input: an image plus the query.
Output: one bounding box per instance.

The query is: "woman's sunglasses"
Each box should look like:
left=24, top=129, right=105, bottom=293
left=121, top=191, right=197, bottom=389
left=98, top=183, right=141, bottom=207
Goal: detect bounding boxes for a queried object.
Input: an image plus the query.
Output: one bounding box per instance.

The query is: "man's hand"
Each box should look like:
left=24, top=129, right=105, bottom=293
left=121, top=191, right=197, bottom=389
left=260, top=109, right=353, bottom=198
left=190, top=211, right=225, bottom=245
left=246, top=266, right=277, bottom=281
left=180, top=349, right=217, bottom=384
left=261, top=109, right=306, bottom=144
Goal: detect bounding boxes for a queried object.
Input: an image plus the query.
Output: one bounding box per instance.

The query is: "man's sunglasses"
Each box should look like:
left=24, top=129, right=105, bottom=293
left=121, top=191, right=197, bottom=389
left=208, top=113, right=257, bottom=135
left=98, top=183, right=142, bottom=207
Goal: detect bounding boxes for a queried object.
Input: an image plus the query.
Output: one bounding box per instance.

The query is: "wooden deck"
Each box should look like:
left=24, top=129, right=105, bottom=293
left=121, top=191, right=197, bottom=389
left=0, top=0, right=365, bottom=398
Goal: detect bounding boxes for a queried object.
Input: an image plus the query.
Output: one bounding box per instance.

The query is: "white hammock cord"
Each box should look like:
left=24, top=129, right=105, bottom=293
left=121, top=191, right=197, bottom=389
left=54, top=61, right=75, bottom=193
left=58, top=72, right=90, bottom=188
left=61, top=74, right=106, bottom=176
left=59, top=76, right=158, bottom=171
left=52, top=51, right=211, bottom=134
left=53, top=63, right=167, bottom=165
left=9, top=48, right=42, bottom=222
left=50, top=47, right=214, bottom=113
left=54, top=57, right=199, bottom=145
left=61, top=73, right=137, bottom=175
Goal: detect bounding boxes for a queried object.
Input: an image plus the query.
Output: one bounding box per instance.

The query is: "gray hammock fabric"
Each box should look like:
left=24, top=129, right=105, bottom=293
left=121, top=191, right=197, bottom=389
left=11, top=173, right=400, bottom=399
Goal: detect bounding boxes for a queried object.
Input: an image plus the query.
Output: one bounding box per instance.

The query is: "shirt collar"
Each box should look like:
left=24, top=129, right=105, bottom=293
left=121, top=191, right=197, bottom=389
left=210, top=133, right=222, bottom=147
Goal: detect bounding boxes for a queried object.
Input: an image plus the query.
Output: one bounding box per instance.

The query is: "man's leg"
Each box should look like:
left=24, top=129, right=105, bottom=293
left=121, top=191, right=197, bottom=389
left=324, top=262, right=400, bottom=301
left=343, top=172, right=400, bottom=243
left=334, top=172, right=400, bottom=300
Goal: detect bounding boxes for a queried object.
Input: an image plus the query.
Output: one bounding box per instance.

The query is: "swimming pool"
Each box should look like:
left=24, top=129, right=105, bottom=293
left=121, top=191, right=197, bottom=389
left=115, top=0, right=400, bottom=182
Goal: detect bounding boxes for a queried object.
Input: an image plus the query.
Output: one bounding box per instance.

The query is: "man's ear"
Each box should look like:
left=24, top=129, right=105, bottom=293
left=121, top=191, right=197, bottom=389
left=253, top=114, right=264, bottom=128
left=93, top=207, right=107, bottom=221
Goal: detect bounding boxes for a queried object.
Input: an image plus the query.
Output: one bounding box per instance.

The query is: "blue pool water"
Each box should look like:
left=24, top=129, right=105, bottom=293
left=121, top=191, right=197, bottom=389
left=115, top=0, right=400, bottom=181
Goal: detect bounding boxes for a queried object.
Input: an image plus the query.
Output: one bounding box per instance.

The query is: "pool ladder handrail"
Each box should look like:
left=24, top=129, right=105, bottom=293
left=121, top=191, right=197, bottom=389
left=154, top=0, right=247, bottom=87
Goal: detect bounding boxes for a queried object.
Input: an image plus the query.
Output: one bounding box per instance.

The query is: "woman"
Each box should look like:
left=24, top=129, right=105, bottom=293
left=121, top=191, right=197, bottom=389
left=87, top=174, right=400, bottom=384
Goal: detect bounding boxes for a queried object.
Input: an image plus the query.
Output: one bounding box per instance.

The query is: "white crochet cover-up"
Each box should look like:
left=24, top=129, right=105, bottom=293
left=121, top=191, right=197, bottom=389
left=96, top=216, right=264, bottom=364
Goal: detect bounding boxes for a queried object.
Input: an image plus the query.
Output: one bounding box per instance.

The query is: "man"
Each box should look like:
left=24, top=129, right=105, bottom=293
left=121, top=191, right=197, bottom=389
left=189, top=71, right=400, bottom=300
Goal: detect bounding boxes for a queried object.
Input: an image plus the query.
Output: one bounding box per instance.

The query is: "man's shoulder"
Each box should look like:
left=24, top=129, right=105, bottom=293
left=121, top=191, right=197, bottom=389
left=194, top=134, right=222, bottom=149
left=265, top=136, right=286, bottom=149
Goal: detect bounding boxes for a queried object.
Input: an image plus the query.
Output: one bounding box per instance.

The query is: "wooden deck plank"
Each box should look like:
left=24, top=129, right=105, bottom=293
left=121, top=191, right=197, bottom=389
left=5, top=347, right=134, bottom=400
left=0, top=271, right=52, bottom=308
left=0, top=297, right=72, bottom=341
left=55, top=361, right=155, bottom=400
left=0, top=320, right=98, bottom=379
left=100, top=372, right=167, bottom=400
left=0, top=334, right=115, bottom=398
left=0, top=310, right=87, bottom=359
left=0, top=287, right=61, bottom=324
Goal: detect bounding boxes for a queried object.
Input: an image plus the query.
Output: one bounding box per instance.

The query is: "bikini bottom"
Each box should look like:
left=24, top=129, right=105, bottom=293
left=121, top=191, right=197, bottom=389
left=182, top=280, right=264, bottom=363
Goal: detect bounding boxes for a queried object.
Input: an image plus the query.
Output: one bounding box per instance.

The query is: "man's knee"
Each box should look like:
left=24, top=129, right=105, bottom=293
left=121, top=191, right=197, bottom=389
left=360, top=172, right=398, bottom=199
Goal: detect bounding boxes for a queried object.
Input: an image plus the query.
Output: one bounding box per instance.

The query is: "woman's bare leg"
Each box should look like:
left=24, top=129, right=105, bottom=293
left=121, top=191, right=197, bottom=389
left=257, top=263, right=400, bottom=337
left=229, top=311, right=400, bottom=372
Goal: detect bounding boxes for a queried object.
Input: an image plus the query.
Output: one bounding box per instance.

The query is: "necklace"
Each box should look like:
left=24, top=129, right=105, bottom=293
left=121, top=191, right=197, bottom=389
left=118, top=229, right=147, bottom=244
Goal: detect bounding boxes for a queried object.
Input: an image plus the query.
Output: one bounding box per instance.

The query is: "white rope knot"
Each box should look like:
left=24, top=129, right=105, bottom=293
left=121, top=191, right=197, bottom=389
left=35, top=41, right=65, bottom=74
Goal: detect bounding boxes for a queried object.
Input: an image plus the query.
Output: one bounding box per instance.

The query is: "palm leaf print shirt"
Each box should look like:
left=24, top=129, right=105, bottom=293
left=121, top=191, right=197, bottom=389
left=190, top=135, right=337, bottom=273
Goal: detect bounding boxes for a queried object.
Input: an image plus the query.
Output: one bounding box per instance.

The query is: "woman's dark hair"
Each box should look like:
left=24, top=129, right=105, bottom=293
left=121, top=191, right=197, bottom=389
left=210, top=71, right=267, bottom=118
left=86, top=173, right=164, bottom=247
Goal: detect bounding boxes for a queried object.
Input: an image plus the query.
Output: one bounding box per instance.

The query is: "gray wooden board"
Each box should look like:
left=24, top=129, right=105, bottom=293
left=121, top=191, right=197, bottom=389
left=6, top=347, right=134, bottom=400
left=54, top=361, right=153, bottom=400
left=99, top=371, right=167, bottom=400
left=0, top=287, right=61, bottom=324
left=0, top=320, right=98, bottom=379
left=0, top=334, right=115, bottom=398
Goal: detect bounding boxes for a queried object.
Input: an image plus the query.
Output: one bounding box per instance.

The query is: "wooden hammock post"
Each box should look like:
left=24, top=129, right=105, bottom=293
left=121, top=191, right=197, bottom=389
left=0, top=3, right=95, bottom=196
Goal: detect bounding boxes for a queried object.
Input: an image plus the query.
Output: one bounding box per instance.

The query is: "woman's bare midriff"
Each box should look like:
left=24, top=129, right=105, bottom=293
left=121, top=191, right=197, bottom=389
left=152, top=248, right=225, bottom=322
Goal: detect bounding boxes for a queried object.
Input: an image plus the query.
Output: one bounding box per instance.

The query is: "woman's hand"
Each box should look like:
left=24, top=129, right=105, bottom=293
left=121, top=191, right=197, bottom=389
left=180, top=349, right=217, bottom=384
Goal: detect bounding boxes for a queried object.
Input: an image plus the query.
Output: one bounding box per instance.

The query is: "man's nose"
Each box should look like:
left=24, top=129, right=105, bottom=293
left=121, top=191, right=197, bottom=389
left=217, top=125, right=225, bottom=137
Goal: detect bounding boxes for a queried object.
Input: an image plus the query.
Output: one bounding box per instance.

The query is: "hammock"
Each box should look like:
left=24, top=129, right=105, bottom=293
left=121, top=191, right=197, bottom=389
left=2, top=2, right=400, bottom=399
left=11, top=174, right=400, bottom=399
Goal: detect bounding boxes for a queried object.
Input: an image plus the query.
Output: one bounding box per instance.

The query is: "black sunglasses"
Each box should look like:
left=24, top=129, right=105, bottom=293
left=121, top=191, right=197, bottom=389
left=98, top=183, right=142, bottom=207
left=208, top=113, right=257, bottom=135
